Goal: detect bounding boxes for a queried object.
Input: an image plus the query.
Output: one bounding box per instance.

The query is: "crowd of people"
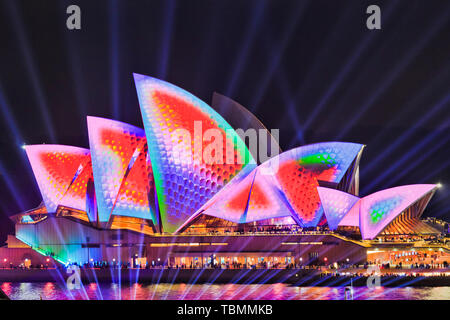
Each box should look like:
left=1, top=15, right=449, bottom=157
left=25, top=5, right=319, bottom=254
left=2, top=260, right=449, bottom=275
left=1, top=262, right=51, bottom=270
left=184, top=226, right=333, bottom=236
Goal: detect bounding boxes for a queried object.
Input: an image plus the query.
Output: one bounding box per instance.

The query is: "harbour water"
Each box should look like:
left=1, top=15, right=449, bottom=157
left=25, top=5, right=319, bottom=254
left=1, top=282, right=449, bottom=300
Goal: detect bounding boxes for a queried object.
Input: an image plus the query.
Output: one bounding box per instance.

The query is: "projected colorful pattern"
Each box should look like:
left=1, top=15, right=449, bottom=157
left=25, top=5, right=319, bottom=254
left=317, top=187, right=360, bottom=230
left=175, top=163, right=257, bottom=231
left=245, top=168, right=292, bottom=223
left=87, top=116, right=154, bottom=223
left=359, top=184, right=437, bottom=240
left=180, top=164, right=292, bottom=227
left=197, top=166, right=292, bottom=224
left=60, top=158, right=93, bottom=213
left=260, top=142, right=363, bottom=227
left=200, top=167, right=256, bottom=223
left=21, top=215, right=34, bottom=223
left=368, top=196, right=403, bottom=223
left=134, top=74, right=254, bottom=233
left=112, top=143, right=156, bottom=224
left=25, top=145, right=91, bottom=213
left=337, top=201, right=360, bottom=227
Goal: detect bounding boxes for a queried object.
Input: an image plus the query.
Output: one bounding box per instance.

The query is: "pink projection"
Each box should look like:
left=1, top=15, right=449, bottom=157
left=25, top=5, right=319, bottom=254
left=199, top=167, right=256, bottom=223
left=134, top=74, right=254, bottom=233
left=258, top=142, right=364, bottom=227
left=179, top=142, right=362, bottom=230
left=25, top=145, right=91, bottom=213
left=189, top=165, right=292, bottom=224
left=245, top=168, right=292, bottom=223
left=87, top=116, right=154, bottom=223
left=317, top=187, right=360, bottom=230
left=359, top=184, right=437, bottom=240
left=318, top=184, right=438, bottom=239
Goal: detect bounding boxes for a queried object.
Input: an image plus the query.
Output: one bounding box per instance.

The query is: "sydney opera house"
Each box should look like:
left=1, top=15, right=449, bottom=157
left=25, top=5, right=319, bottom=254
left=1, top=74, right=448, bottom=269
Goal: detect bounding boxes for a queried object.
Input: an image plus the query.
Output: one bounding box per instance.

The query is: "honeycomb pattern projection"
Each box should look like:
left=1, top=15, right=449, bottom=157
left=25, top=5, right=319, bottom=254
left=176, top=162, right=257, bottom=231
left=337, top=200, right=360, bottom=227
left=25, top=145, right=91, bottom=213
left=134, top=74, right=254, bottom=233
left=245, top=168, right=293, bottom=223
left=359, top=184, right=437, bottom=240
left=112, top=143, right=156, bottom=222
left=316, top=187, right=360, bottom=230
left=59, top=158, right=93, bottom=212
left=87, top=116, right=151, bottom=223
left=201, top=168, right=256, bottom=223
left=368, top=196, right=403, bottom=224
left=260, top=142, right=363, bottom=227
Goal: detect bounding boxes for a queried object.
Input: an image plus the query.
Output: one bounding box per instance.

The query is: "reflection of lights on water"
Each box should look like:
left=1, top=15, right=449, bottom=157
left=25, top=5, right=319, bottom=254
left=43, top=282, right=55, bottom=298
left=4, top=283, right=450, bottom=300
left=1, top=282, right=11, bottom=295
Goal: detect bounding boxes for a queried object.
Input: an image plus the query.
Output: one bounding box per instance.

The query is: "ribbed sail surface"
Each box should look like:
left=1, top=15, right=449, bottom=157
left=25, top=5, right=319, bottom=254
left=134, top=74, right=254, bottom=233
left=87, top=116, right=154, bottom=223
left=25, top=145, right=91, bottom=213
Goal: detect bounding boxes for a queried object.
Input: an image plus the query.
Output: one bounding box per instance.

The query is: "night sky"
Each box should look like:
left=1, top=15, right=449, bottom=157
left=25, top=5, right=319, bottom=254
left=0, top=0, right=449, bottom=244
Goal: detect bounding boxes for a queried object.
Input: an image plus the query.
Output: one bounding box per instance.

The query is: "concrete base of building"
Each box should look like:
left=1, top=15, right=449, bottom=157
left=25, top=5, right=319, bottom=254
left=0, top=268, right=449, bottom=287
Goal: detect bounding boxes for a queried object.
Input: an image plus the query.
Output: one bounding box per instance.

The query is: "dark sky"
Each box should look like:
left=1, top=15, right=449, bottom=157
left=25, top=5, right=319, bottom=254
left=0, top=0, right=449, bottom=244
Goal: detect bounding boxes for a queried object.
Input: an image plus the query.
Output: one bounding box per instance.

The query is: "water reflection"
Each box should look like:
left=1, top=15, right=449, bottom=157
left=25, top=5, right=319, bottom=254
left=1, top=282, right=449, bottom=300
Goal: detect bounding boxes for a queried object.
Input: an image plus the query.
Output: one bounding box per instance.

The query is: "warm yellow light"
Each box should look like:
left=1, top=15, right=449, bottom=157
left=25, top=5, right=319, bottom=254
left=150, top=242, right=228, bottom=247
left=282, top=242, right=323, bottom=245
